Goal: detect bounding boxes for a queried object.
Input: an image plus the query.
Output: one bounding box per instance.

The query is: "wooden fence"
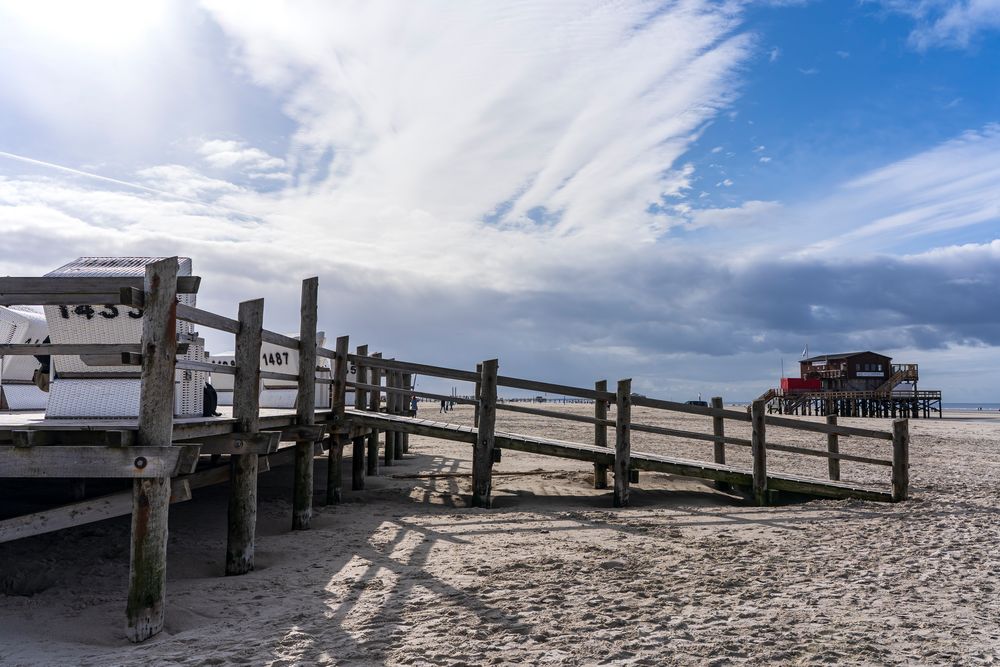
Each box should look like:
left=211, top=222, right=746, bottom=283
left=0, top=257, right=909, bottom=643
left=344, top=355, right=909, bottom=508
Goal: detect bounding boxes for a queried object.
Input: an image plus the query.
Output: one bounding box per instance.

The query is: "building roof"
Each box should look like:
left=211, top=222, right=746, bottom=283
left=801, top=351, right=891, bottom=363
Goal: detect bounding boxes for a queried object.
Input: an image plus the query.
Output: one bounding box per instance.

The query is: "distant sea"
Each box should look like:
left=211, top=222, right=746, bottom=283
left=943, top=403, right=1000, bottom=411
left=724, top=402, right=999, bottom=411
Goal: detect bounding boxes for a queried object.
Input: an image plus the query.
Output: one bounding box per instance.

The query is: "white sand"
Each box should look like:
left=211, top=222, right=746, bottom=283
left=1, top=404, right=998, bottom=665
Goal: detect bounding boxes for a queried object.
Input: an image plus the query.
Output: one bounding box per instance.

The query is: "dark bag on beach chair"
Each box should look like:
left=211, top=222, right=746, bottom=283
left=203, top=382, right=220, bottom=417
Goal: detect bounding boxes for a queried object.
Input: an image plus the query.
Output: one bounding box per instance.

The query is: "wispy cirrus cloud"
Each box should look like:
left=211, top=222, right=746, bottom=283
left=202, top=0, right=752, bottom=243
left=686, top=123, right=1000, bottom=257
left=806, top=123, right=1000, bottom=251
left=875, top=0, right=1000, bottom=49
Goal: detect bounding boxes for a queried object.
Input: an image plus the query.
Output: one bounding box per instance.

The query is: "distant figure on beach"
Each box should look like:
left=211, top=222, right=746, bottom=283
left=440, top=398, right=446, bottom=413
left=411, top=397, right=418, bottom=413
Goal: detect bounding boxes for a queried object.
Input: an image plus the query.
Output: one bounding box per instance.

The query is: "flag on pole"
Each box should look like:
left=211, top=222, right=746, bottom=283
left=801, top=344, right=809, bottom=358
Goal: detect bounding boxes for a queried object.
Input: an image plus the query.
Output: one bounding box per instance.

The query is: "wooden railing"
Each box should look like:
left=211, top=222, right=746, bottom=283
left=877, top=364, right=919, bottom=396
left=343, top=354, right=910, bottom=510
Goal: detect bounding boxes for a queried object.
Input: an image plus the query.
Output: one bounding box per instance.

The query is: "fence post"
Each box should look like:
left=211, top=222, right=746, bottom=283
left=226, top=298, right=263, bottom=576
left=383, top=366, right=395, bottom=468
left=892, top=418, right=909, bottom=501
left=473, top=362, right=483, bottom=428
left=593, top=380, right=609, bottom=489
left=751, top=399, right=767, bottom=506
left=826, top=414, right=840, bottom=481
left=401, top=372, right=412, bottom=454
left=366, top=352, right=382, bottom=475
left=293, top=277, right=318, bottom=530
left=472, top=359, right=498, bottom=508
left=711, top=396, right=728, bottom=492
left=325, top=334, right=349, bottom=504
left=394, top=371, right=406, bottom=459
left=352, top=344, right=368, bottom=490
left=126, top=257, right=178, bottom=642
left=613, top=378, right=632, bottom=508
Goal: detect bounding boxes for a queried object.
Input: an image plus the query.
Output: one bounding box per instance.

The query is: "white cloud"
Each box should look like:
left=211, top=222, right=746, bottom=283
left=821, top=124, right=1000, bottom=247
left=797, top=67, right=819, bottom=75
left=878, top=0, right=1000, bottom=49
left=202, top=0, right=751, bottom=249
left=667, top=123, right=1000, bottom=259
left=759, top=156, right=772, bottom=163
left=685, top=200, right=783, bottom=229
left=197, top=139, right=287, bottom=177
left=768, top=46, right=782, bottom=62
left=137, top=164, right=243, bottom=198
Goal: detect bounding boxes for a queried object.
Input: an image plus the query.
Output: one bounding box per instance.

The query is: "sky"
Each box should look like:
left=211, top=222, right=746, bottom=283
left=0, top=0, right=998, bottom=401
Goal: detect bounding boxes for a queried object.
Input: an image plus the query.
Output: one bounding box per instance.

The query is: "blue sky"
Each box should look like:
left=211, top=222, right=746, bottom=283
left=690, top=1, right=1000, bottom=215
left=0, top=0, right=998, bottom=401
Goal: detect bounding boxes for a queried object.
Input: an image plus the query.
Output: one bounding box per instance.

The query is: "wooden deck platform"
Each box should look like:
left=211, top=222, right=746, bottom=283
left=345, top=410, right=893, bottom=502
left=0, top=408, right=330, bottom=440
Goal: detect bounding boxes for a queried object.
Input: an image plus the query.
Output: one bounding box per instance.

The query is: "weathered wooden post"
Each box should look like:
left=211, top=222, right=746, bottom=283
left=826, top=414, right=840, bottom=481
left=293, top=277, right=318, bottom=530
left=352, top=344, right=368, bottom=490
left=401, top=372, right=412, bottom=454
left=227, top=298, right=263, bottom=575
left=892, top=418, right=909, bottom=502
left=613, top=378, right=632, bottom=508
left=327, top=334, right=349, bottom=504
left=593, top=379, right=609, bottom=489
left=126, top=257, right=178, bottom=642
left=384, top=369, right=396, bottom=467
left=711, top=396, right=728, bottom=492
left=366, top=352, right=382, bottom=475
left=473, top=362, right=483, bottom=428
left=393, top=371, right=405, bottom=460
left=751, top=399, right=767, bottom=506
left=471, top=359, right=498, bottom=508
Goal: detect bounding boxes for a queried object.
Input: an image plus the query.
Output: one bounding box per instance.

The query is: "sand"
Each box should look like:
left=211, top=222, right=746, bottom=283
left=1, top=404, right=998, bottom=665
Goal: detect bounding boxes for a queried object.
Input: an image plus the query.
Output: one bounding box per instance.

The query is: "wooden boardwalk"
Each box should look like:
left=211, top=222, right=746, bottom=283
left=0, top=257, right=909, bottom=642
left=346, top=410, right=894, bottom=502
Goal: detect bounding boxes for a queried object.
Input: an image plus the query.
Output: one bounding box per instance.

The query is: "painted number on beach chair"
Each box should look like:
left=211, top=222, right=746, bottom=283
left=262, top=352, right=291, bottom=366
left=57, top=305, right=144, bottom=319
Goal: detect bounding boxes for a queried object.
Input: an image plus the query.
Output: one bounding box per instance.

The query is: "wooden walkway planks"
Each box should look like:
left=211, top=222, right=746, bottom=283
left=343, top=409, right=893, bottom=502
left=0, top=407, right=894, bottom=503
left=0, top=408, right=336, bottom=444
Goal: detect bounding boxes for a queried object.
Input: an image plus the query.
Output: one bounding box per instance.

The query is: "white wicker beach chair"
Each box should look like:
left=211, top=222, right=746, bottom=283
left=0, top=305, right=50, bottom=410
left=42, top=257, right=206, bottom=419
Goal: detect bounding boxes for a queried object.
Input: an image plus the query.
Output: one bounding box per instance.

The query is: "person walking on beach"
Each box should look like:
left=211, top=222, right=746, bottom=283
left=440, top=398, right=446, bottom=413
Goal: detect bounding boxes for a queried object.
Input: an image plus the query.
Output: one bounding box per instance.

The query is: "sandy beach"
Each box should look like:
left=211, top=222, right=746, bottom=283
left=1, top=404, right=998, bottom=665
